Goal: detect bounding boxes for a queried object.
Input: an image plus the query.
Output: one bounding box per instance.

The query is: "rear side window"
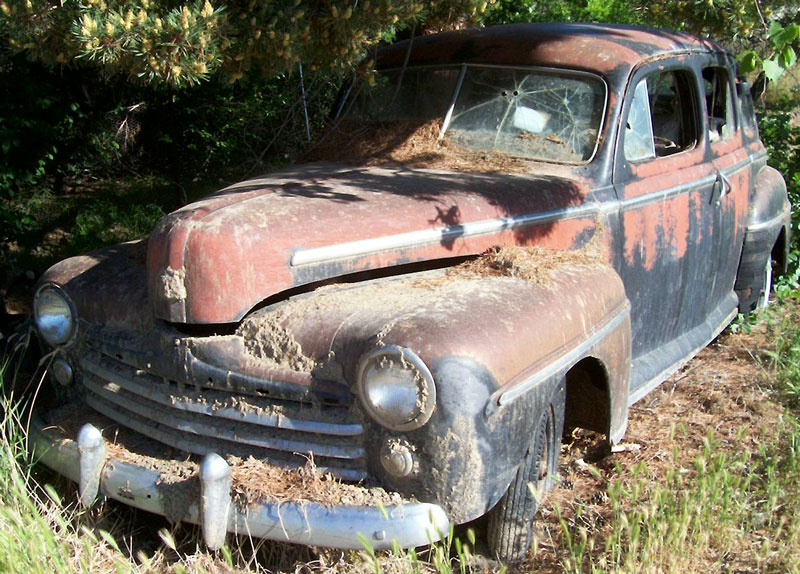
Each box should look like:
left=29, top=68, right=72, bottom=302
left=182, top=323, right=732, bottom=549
left=703, top=67, right=735, bottom=141
left=624, top=70, right=698, bottom=161
left=737, top=81, right=758, bottom=138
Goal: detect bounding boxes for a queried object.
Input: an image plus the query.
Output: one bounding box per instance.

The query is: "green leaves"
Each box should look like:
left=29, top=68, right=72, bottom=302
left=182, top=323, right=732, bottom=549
left=762, top=58, right=784, bottom=83
left=769, top=21, right=800, bottom=46
left=739, top=50, right=760, bottom=74
left=738, top=21, right=800, bottom=85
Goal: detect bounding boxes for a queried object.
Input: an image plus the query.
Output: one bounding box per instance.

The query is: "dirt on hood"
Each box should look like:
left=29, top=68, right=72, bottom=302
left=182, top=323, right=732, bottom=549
left=235, top=238, right=607, bottom=374
left=444, top=232, right=605, bottom=285
left=304, top=119, right=533, bottom=174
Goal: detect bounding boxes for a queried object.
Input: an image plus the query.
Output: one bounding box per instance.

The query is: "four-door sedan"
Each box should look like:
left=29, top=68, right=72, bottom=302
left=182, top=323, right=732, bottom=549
left=29, top=23, right=790, bottom=562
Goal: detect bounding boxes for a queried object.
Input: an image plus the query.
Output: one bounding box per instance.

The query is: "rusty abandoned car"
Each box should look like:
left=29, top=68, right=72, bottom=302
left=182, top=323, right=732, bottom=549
left=29, top=23, right=790, bottom=562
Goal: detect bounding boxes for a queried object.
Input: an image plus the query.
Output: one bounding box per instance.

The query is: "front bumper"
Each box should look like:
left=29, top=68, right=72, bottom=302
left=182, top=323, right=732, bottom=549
left=29, top=412, right=449, bottom=551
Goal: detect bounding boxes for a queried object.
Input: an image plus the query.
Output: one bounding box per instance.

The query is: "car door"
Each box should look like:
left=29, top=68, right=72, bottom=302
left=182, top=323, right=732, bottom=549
left=700, top=60, right=750, bottom=307
left=612, top=60, right=737, bottom=402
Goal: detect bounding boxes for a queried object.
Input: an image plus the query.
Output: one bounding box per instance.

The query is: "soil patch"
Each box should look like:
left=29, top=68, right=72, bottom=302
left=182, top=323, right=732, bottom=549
left=237, top=310, right=317, bottom=372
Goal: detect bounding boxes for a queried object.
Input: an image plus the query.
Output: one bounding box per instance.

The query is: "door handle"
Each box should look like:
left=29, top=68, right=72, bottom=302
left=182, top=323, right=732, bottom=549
left=712, top=172, right=731, bottom=205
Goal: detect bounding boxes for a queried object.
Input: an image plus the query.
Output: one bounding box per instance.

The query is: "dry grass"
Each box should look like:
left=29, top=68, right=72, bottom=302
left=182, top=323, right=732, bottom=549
left=305, top=119, right=531, bottom=174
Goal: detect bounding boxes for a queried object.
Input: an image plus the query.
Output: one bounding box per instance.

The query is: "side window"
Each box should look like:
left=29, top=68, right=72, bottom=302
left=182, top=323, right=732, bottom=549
left=703, top=67, right=735, bottom=141
left=624, top=79, right=655, bottom=160
left=737, top=80, right=758, bottom=138
left=624, top=70, right=698, bottom=162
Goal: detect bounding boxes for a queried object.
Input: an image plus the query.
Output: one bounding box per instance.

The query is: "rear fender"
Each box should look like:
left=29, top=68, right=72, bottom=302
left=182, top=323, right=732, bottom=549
left=735, top=166, right=791, bottom=311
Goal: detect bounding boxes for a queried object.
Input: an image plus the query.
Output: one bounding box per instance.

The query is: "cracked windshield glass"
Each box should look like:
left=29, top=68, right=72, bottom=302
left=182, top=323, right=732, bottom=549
left=348, top=65, right=606, bottom=163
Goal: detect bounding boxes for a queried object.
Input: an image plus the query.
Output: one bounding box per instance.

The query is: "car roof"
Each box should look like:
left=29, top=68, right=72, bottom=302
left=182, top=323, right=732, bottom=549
left=376, top=23, right=727, bottom=81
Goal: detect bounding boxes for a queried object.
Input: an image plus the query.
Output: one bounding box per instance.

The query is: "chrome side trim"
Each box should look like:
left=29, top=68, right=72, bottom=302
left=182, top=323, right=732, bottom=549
left=750, top=148, right=768, bottom=163
left=291, top=202, right=602, bottom=266
left=617, top=175, right=717, bottom=211
left=30, top=413, right=449, bottom=551
left=291, top=156, right=756, bottom=268
left=489, top=300, right=630, bottom=410
left=720, top=155, right=753, bottom=177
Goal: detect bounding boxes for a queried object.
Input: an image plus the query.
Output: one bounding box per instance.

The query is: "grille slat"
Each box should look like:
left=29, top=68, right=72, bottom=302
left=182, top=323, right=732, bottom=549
left=79, top=350, right=363, bottom=437
left=76, top=341, right=368, bottom=481
left=84, top=392, right=368, bottom=481
left=82, top=372, right=365, bottom=460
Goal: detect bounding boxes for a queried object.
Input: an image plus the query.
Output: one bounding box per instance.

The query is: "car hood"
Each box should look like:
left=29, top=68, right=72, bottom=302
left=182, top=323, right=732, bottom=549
left=147, top=162, right=596, bottom=323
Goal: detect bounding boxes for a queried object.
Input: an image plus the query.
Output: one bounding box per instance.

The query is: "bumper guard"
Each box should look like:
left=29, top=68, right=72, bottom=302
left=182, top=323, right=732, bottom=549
left=29, top=413, right=449, bottom=551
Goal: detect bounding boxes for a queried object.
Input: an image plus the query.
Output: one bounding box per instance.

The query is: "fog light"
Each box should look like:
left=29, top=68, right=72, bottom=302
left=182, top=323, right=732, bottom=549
left=380, top=439, right=415, bottom=477
left=51, top=358, right=73, bottom=386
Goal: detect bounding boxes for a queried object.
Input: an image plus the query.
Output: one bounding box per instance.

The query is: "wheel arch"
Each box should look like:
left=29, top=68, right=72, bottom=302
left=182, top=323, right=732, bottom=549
left=564, top=356, right=612, bottom=437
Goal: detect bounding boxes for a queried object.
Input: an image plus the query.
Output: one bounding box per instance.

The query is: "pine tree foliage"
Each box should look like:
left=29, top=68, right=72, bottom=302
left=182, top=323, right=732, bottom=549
left=0, top=0, right=497, bottom=87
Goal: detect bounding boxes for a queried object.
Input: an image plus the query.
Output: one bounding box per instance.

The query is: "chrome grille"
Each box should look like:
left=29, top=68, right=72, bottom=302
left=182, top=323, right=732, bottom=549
left=76, top=346, right=367, bottom=481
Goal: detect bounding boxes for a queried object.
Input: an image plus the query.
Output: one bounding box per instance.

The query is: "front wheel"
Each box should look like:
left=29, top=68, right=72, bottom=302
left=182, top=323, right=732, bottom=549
left=487, top=395, right=564, bottom=563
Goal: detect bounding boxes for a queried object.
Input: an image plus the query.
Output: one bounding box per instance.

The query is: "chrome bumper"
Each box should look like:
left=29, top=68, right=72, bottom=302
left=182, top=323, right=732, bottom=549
left=29, top=413, right=449, bottom=551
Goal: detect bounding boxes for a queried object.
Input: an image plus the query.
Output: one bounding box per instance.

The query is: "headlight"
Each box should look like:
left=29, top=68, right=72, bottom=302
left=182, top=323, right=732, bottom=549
left=357, top=346, right=436, bottom=431
left=34, top=285, right=76, bottom=346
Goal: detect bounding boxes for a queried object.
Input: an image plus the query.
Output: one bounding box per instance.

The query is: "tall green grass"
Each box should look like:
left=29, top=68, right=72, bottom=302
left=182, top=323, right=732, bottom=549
left=552, top=298, right=800, bottom=573
left=0, top=364, right=134, bottom=574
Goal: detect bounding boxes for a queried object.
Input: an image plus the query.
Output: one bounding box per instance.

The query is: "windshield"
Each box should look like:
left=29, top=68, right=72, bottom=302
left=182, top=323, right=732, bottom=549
left=345, top=65, right=606, bottom=164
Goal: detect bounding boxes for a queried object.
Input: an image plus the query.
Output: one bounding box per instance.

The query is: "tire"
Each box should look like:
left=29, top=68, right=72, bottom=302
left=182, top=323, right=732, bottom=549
left=487, top=397, right=563, bottom=563
left=755, top=257, right=773, bottom=311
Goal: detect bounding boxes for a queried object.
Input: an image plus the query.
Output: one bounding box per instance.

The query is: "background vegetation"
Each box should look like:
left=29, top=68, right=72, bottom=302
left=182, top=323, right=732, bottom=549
left=0, top=0, right=798, bottom=278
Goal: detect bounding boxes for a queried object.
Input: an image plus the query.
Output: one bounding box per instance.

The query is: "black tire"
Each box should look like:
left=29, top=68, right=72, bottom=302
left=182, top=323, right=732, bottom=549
left=487, top=397, right=563, bottom=563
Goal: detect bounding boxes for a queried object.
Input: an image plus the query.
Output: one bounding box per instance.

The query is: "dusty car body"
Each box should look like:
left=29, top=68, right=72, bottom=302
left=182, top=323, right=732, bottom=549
left=29, top=23, right=790, bottom=561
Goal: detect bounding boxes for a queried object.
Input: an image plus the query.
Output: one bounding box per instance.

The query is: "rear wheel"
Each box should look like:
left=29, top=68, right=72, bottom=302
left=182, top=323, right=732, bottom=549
left=487, top=398, right=563, bottom=563
left=755, top=257, right=773, bottom=311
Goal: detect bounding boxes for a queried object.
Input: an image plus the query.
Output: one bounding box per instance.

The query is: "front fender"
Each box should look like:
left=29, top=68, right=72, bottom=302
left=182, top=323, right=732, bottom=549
left=298, top=262, right=631, bottom=522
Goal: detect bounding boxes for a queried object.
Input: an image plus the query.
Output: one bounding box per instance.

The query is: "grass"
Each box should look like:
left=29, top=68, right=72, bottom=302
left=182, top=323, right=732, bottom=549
left=2, top=293, right=800, bottom=574
left=0, top=361, right=131, bottom=574
left=547, top=294, right=800, bottom=574
left=555, top=423, right=800, bottom=573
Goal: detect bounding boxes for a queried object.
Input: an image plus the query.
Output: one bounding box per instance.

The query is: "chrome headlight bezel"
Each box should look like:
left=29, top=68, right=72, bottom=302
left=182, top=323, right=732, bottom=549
left=356, top=345, right=436, bottom=431
left=33, top=284, right=77, bottom=347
